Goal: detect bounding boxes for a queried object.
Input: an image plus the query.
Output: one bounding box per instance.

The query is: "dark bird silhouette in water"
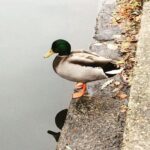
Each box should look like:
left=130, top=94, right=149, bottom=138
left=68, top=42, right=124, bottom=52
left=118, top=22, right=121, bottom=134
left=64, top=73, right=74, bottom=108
left=47, top=109, right=68, bottom=142
left=55, top=108, right=68, bottom=129
left=47, top=130, right=60, bottom=142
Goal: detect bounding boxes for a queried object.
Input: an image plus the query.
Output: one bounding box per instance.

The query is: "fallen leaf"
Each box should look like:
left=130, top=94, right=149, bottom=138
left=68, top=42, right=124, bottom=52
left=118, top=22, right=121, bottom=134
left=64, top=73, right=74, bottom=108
left=120, top=105, right=128, bottom=113
left=121, top=42, right=131, bottom=50
left=116, top=91, right=128, bottom=99
left=115, top=60, right=125, bottom=65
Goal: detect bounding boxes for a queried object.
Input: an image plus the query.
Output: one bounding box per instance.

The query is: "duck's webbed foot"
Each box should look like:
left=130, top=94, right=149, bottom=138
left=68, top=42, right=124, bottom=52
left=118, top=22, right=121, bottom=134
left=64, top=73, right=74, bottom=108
left=72, top=82, right=86, bottom=99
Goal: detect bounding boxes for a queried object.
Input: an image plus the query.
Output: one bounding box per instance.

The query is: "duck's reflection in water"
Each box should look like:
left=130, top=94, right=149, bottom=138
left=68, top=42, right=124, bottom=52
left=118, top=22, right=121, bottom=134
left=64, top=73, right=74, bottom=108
left=47, top=109, right=68, bottom=142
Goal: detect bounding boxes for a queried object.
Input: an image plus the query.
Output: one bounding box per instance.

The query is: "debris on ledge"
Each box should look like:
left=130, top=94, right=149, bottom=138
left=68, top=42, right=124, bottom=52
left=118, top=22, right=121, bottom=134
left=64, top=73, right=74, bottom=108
left=122, top=2, right=150, bottom=149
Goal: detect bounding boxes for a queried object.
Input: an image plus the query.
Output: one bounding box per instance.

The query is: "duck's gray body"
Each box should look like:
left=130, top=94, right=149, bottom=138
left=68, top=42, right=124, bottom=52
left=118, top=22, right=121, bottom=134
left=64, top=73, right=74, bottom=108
left=53, top=50, right=115, bottom=83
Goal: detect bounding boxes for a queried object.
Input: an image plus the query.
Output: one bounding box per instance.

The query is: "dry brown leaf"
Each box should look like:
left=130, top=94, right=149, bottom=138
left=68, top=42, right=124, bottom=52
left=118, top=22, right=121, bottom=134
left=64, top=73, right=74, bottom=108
left=116, top=91, right=128, bottom=100
left=120, top=105, right=128, bottom=113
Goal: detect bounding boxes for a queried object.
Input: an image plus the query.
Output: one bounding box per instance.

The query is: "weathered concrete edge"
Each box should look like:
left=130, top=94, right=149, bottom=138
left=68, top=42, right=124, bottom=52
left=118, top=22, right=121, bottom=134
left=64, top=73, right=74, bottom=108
left=56, top=1, right=126, bottom=149
left=122, top=2, right=150, bottom=150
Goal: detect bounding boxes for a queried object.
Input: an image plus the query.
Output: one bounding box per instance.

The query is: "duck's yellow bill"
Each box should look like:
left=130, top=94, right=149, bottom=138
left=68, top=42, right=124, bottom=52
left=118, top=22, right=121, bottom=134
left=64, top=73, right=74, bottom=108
left=44, top=49, right=54, bottom=58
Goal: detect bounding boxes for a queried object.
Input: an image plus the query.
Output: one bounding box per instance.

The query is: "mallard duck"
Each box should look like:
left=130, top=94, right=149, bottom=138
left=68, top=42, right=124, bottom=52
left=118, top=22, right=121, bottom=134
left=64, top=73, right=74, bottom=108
left=44, top=39, right=122, bottom=98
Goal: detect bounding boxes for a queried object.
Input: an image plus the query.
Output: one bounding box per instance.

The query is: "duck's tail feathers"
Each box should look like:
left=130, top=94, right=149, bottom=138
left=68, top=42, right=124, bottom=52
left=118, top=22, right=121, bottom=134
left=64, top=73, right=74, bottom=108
left=105, top=68, right=123, bottom=77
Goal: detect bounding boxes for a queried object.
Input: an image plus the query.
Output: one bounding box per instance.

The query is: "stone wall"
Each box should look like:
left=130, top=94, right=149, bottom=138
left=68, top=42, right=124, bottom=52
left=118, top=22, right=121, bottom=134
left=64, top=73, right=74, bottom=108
left=56, top=1, right=126, bottom=149
left=122, top=2, right=150, bottom=150
left=56, top=1, right=150, bottom=150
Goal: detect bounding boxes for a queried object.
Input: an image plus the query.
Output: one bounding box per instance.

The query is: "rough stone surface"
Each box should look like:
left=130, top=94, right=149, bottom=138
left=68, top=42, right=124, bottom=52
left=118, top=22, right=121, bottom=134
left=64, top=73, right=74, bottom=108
left=56, top=76, right=126, bottom=150
left=122, top=2, right=150, bottom=150
left=56, top=1, right=127, bottom=150
left=89, top=41, right=121, bottom=60
left=91, top=0, right=121, bottom=60
left=95, top=0, right=121, bottom=41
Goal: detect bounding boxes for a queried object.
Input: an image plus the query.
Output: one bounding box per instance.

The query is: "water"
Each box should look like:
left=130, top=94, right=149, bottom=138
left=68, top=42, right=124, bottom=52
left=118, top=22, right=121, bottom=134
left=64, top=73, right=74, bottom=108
left=0, top=0, right=98, bottom=149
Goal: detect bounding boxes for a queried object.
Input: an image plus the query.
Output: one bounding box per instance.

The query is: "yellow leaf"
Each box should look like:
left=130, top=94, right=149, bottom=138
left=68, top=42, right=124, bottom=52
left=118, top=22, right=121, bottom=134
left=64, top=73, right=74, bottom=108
left=121, top=42, right=130, bottom=50
left=115, top=60, right=125, bottom=65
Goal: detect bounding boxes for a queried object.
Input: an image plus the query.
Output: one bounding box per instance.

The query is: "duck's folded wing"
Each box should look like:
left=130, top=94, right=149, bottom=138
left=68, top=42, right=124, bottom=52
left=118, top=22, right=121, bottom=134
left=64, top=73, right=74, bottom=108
left=68, top=51, right=112, bottom=67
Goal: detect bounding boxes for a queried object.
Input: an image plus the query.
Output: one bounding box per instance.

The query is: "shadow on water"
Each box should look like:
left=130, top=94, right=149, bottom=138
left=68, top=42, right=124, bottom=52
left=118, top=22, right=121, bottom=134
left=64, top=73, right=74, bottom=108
left=47, top=109, right=68, bottom=142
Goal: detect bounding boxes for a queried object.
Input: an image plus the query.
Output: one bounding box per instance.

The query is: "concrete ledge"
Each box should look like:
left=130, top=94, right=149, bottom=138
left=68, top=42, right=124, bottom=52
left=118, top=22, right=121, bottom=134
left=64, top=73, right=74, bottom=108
left=122, top=2, right=150, bottom=150
left=56, top=1, right=127, bottom=149
left=56, top=79, right=126, bottom=150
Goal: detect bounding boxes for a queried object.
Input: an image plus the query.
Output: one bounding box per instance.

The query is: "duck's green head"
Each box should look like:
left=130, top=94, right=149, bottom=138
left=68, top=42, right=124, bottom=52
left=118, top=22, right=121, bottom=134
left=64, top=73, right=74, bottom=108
left=44, top=39, right=71, bottom=58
